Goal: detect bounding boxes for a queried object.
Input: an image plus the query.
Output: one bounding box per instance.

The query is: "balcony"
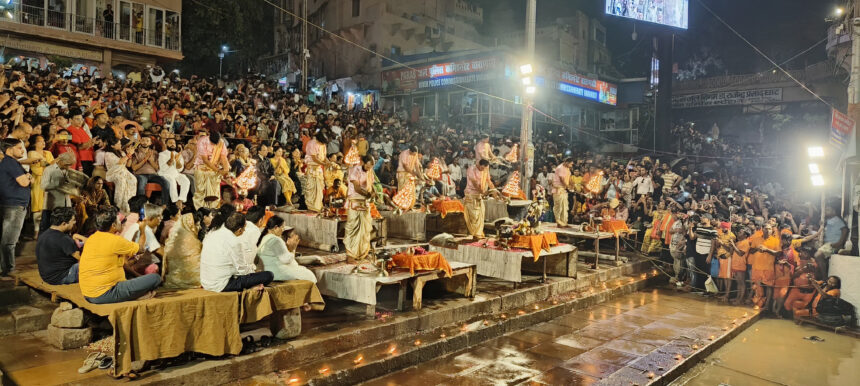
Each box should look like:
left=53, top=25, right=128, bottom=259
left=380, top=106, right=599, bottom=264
left=1, top=3, right=180, bottom=57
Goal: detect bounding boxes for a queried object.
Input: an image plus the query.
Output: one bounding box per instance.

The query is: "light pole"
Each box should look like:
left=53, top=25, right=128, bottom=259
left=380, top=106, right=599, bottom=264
left=219, top=45, right=239, bottom=80
left=519, top=0, right=537, bottom=196
left=808, top=146, right=826, bottom=242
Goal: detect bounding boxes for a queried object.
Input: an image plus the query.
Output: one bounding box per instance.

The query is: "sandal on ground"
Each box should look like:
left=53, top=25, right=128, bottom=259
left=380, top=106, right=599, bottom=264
left=98, top=356, right=113, bottom=369
left=78, top=352, right=105, bottom=374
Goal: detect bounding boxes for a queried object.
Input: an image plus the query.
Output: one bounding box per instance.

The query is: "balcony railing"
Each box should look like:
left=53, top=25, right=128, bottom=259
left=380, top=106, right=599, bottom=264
left=4, top=4, right=180, bottom=52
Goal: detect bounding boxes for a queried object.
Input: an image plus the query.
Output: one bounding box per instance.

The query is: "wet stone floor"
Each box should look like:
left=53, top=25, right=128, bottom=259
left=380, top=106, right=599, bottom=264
left=359, top=290, right=755, bottom=386
left=671, top=318, right=860, bottom=386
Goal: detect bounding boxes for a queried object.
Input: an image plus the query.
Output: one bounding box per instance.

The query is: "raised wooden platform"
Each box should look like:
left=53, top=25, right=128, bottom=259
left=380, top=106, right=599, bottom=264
left=430, top=242, right=577, bottom=283
left=276, top=211, right=387, bottom=252
left=310, top=261, right=476, bottom=316
left=380, top=211, right=468, bottom=241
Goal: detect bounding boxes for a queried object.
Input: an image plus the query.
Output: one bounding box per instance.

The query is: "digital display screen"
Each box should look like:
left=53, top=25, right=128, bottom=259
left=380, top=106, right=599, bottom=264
left=605, top=0, right=689, bottom=29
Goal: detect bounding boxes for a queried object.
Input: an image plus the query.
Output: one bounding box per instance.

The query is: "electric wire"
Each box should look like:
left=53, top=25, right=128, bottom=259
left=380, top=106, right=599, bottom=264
left=257, top=0, right=797, bottom=160
left=694, top=0, right=836, bottom=110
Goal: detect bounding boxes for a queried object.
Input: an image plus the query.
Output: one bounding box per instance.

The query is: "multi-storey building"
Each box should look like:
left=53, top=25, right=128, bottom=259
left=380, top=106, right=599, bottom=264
left=265, top=0, right=486, bottom=88
left=0, top=0, right=182, bottom=73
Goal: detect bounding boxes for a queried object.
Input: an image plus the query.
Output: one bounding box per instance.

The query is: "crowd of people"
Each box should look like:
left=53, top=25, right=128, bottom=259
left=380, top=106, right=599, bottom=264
left=0, top=63, right=849, bottom=325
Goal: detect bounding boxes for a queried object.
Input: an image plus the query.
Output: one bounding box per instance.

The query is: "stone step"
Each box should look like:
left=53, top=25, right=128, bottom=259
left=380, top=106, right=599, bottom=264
left=129, top=259, right=659, bottom=385
left=3, top=304, right=56, bottom=335
left=252, top=274, right=664, bottom=385
left=0, top=281, right=31, bottom=308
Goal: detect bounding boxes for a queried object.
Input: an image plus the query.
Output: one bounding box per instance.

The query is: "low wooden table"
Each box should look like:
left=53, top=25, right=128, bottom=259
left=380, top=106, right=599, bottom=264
left=429, top=242, right=577, bottom=284
left=546, top=224, right=637, bottom=268
left=311, top=261, right=476, bottom=316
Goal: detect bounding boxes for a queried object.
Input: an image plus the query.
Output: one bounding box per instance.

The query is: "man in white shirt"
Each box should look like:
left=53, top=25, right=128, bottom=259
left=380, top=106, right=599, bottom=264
left=632, top=171, right=654, bottom=198
left=238, top=206, right=267, bottom=267
left=157, top=137, right=191, bottom=203
left=123, top=203, right=163, bottom=255
left=200, top=213, right=273, bottom=292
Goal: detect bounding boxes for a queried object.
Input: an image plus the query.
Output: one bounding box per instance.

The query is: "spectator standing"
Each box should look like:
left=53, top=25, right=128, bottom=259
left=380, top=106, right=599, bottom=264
left=0, top=139, right=32, bottom=276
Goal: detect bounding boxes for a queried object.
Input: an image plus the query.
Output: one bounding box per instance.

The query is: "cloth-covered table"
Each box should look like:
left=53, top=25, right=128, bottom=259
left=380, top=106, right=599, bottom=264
left=430, top=241, right=576, bottom=283
left=510, top=232, right=559, bottom=261
left=13, top=269, right=323, bottom=377
left=430, top=199, right=465, bottom=218
left=388, top=250, right=453, bottom=277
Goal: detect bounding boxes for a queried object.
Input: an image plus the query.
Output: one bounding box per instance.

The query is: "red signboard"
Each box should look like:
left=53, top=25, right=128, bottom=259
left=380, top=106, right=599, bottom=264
left=830, top=108, right=855, bottom=151
left=382, top=56, right=499, bottom=92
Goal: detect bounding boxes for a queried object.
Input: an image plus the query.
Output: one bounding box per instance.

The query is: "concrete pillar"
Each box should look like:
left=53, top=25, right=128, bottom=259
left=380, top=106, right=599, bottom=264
left=102, top=48, right=113, bottom=77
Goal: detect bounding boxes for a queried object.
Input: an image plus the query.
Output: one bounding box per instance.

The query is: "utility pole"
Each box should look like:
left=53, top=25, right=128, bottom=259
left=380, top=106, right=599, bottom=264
left=519, top=0, right=536, bottom=196
left=301, top=0, right=308, bottom=91
left=844, top=1, right=860, bottom=250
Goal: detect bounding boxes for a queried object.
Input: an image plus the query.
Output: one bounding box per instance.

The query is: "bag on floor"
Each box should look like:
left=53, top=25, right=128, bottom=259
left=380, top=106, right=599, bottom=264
left=704, top=275, right=718, bottom=293
left=815, top=297, right=855, bottom=327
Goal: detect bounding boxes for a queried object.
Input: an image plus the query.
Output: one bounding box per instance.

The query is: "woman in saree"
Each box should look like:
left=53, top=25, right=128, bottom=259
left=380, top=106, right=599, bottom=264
left=104, top=138, right=138, bottom=213
left=162, top=213, right=203, bottom=289
left=77, top=176, right=111, bottom=235
left=28, top=135, right=54, bottom=235
left=271, top=146, right=297, bottom=206
left=257, top=216, right=316, bottom=282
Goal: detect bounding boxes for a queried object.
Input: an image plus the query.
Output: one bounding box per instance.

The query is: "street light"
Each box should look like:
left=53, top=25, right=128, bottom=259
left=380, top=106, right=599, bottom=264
left=836, top=7, right=845, bottom=16
left=808, top=163, right=820, bottom=174
left=807, top=146, right=826, bottom=241
left=218, top=45, right=239, bottom=80
left=808, top=146, right=824, bottom=158
left=811, top=174, right=825, bottom=187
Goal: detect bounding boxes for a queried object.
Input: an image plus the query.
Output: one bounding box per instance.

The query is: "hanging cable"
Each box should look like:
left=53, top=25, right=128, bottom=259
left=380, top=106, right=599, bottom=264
left=695, top=0, right=836, bottom=110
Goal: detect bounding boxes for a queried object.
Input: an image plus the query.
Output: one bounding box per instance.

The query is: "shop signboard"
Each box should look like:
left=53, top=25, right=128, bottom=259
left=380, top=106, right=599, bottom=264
left=381, top=56, right=500, bottom=93
left=554, top=70, right=618, bottom=106
left=672, top=88, right=783, bottom=108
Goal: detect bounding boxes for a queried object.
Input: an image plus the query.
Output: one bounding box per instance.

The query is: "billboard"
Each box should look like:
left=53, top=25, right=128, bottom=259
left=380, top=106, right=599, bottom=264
left=605, top=0, right=689, bottom=29
left=381, top=56, right=500, bottom=93
left=555, top=71, right=617, bottom=106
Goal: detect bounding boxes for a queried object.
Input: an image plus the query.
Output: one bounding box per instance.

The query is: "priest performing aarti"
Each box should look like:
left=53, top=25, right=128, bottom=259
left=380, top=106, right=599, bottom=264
left=552, top=158, right=574, bottom=227
left=463, top=159, right=502, bottom=240
left=304, top=131, right=335, bottom=213
left=345, top=156, right=376, bottom=264
left=396, top=145, right=424, bottom=191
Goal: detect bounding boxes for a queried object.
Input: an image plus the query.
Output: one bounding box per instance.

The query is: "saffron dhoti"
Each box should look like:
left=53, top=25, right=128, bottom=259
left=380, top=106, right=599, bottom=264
left=304, top=167, right=324, bottom=212
left=464, top=194, right=485, bottom=238
left=553, top=191, right=569, bottom=226
left=344, top=200, right=373, bottom=261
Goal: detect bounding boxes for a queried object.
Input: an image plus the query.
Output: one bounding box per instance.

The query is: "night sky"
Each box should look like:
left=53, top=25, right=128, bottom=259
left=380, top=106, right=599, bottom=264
left=475, top=0, right=836, bottom=78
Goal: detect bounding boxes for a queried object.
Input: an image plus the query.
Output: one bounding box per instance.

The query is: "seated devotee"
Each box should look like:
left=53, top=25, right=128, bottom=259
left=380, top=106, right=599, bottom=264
left=200, top=212, right=274, bottom=292
left=324, top=178, right=348, bottom=205
left=162, top=213, right=203, bottom=289
left=257, top=216, right=317, bottom=282
left=79, top=208, right=161, bottom=304
left=124, top=203, right=164, bottom=257
left=36, top=208, right=81, bottom=285
left=238, top=206, right=267, bottom=268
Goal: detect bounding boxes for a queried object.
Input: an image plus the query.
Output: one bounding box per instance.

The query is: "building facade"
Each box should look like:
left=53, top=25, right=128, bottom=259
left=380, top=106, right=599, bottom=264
left=0, top=0, right=182, bottom=74
left=380, top=50, right=626, bottom=148
left=266, top=0, right=487, bottom=88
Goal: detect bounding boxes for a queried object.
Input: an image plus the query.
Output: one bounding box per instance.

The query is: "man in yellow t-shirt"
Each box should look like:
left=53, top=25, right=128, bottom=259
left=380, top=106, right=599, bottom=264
left=79, top=209, right=161, bottom=304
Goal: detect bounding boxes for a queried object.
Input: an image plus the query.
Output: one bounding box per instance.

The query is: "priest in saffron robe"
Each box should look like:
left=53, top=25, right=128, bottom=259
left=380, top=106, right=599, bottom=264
left=463, top=159, right=499, bottom=239
left=345, top=156, right=376, bottom=263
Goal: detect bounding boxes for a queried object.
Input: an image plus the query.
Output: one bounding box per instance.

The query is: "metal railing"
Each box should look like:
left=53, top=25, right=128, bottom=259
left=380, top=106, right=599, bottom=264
left=4, top=3, right=180, bottom=52
left=673, top=61, right=836, bottom=91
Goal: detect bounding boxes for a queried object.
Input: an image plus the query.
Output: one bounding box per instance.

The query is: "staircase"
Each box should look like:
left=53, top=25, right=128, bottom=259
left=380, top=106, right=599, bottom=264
left=0, top=240, right=58, bottom=337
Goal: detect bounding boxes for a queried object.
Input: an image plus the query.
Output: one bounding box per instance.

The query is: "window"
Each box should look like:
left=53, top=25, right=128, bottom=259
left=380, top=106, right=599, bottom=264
left=390, top=45, right=401, bottom=56
left=352, top=0, right=360, bottom=17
